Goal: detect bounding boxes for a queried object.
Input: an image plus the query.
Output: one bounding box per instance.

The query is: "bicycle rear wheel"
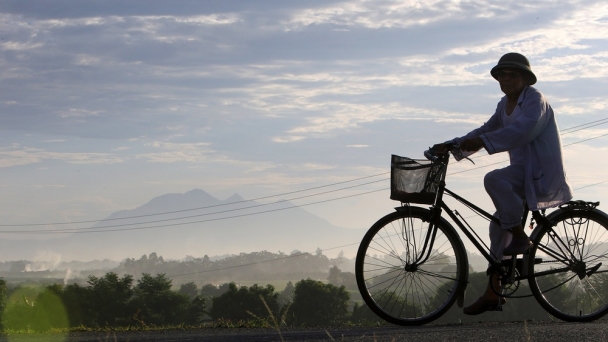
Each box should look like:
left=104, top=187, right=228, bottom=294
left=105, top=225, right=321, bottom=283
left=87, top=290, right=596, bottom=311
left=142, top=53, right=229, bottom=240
left=528, top=207, right=608, bottom=322
left=355, top=206, right=467, bottom=325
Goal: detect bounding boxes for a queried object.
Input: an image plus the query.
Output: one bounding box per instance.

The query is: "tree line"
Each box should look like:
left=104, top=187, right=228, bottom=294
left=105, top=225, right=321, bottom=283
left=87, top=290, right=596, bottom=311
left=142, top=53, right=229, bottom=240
left=0, top=266, right=382, bottom=331
left=1, top=252, right=602, bottom=331
left=0, top=250, right=354, bottom=287
left=117, top=250, right=345, bottom=284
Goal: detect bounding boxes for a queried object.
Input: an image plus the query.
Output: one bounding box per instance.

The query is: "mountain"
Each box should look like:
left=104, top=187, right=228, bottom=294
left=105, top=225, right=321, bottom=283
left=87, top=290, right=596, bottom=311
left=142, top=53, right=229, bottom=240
left=0, top=189, right=367, bottom=262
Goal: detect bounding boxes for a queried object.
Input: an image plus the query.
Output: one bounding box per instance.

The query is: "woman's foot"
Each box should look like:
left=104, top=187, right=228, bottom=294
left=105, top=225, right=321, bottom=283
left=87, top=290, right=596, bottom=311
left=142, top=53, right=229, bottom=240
left=463, top=296, right=507, bottom=315
left=503, top=236, right=532, bottom=255
left=503, top=224, right=533, bottom=255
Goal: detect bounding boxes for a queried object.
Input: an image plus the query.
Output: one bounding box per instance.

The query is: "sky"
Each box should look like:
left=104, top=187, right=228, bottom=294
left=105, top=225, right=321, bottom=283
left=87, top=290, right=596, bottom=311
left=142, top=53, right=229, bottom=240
left=1, top=0, right=608, bottom=261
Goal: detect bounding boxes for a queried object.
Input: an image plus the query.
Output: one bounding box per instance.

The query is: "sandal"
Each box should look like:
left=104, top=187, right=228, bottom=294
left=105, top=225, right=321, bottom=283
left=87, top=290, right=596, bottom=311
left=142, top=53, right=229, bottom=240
left=463, top=296, right=507, bottom=315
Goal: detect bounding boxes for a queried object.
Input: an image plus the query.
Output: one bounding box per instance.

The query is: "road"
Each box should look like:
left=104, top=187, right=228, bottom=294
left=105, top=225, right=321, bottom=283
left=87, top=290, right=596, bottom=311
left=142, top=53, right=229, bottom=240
left=0, top=320, right=606, bottom=342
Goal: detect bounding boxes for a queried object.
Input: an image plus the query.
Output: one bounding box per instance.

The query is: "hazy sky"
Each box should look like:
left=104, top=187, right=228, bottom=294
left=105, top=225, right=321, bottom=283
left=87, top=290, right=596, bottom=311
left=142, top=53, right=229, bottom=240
left=1, top=1, right=608, bottom=259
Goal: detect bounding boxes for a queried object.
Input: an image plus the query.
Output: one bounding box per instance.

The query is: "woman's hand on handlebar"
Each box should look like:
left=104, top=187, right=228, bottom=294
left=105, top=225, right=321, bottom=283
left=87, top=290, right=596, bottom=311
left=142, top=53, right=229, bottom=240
left=426, top=142, right=455, bottom=161
left=431, top=143, right=448, bottom=154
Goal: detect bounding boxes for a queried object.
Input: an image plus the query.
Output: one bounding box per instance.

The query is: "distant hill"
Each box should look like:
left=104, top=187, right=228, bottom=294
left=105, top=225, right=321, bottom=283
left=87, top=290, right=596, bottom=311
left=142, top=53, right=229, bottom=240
left=0, top=189, right=366, bottom=262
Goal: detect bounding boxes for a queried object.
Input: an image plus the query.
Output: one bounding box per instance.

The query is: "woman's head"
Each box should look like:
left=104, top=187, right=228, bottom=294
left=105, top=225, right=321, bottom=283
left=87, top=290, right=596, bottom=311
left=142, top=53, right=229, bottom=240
left=491, top=53, right=537, bottom=85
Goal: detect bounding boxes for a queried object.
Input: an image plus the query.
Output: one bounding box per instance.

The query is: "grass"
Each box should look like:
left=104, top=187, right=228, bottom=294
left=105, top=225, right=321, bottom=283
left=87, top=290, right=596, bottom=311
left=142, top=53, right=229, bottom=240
left=246, top=295, right=291, bottom=342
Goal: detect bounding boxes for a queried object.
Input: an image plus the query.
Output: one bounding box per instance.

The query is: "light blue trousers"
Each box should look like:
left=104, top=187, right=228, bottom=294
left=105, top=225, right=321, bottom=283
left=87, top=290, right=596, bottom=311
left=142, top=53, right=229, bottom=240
left=484, top=164, right=525, bottom=260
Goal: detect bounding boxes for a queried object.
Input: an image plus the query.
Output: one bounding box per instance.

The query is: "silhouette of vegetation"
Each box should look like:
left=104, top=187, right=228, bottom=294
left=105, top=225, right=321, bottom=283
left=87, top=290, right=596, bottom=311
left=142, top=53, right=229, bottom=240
left=277, top=281, right=294, bottom=308
left=327, top=265, right=357, bottom=291
left=117, top=251, right=335, bottom=285
left=209, top=283, right=279, bottom=322
left=288, top=279, right=350, bottom=326
left=0, top=251, right=597, bottom=331
left=130, top=273, right=201, bottom=326
left=87, top=272, right=134, bottom=327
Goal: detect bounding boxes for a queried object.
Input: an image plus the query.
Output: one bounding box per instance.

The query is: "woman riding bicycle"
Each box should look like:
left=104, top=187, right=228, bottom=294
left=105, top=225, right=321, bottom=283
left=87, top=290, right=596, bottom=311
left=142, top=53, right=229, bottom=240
left=433, top=52, right=573, bottom=315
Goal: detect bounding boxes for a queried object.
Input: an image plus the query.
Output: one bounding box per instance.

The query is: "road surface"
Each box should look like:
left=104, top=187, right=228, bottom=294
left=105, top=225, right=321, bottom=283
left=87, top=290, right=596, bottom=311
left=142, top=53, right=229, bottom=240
left=1, top=320, right=606, bottom=341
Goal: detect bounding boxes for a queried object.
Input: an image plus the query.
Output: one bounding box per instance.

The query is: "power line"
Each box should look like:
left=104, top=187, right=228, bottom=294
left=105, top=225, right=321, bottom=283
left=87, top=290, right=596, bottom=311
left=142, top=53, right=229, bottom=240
left=560, top=118, right=608, bottom=134
left=0, top=172, right=389, bottom=227
left=2, top=119, right=608, bottom=234
left=144, top=119, right=608, bottom=278
left=0, top=188, right=386, bottom=235
left=461, top=119, right=608, bottom=161
left=165, top=178, right=608, bottom=279
left=563, top=132, right=608, bottom=147
left=574, top=179, right=608, bottom=191
left=4, top=134, right=608, bottom=234
left=0, top=179, right=386, bottom=233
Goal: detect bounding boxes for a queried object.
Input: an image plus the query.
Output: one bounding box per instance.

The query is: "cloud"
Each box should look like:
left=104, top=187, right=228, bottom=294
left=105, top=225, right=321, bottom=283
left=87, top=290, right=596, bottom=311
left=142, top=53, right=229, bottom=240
left=301, top=163, right=336, bottom=171
left=137, top=141, right=214, bottom=163
left=273, top=136, right=306, bottom=143
left=2, top=0, right=606, bottom=144
left=552, top=96, right=608, bottom=117
left=0, top=0, right=607, bottom=237
left=0, top=145, right=123, bottom=168
left=285, top=0, right=501, bottom=30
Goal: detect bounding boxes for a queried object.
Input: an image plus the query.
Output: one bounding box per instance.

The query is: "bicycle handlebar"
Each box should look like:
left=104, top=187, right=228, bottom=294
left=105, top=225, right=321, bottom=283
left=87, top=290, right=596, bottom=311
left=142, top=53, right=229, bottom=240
left=424, top=149, right=439, bottom=162
left=424, top=141, right=460, bottom=162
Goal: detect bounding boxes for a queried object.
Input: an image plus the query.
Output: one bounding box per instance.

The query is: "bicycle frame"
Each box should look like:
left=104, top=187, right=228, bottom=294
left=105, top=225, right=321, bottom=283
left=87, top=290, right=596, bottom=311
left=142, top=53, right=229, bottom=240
left=405, top=152, right=604, bottom=296
left=357, top=149, right=608, bottom=325
left=417, top=153, right=538, bottom=283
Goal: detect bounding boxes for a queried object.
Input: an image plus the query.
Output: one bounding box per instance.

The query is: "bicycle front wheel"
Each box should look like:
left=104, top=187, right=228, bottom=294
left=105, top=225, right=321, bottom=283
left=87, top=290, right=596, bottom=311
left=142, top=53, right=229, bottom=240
left=528, top=208, right=608, bottom=322
left=355, top=206, right=467, bottom=325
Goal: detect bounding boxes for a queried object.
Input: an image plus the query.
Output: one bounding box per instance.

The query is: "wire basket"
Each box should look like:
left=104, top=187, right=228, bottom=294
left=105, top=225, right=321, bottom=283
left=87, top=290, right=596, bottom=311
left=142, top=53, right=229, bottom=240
left=390, top=155, right=444, bottom=204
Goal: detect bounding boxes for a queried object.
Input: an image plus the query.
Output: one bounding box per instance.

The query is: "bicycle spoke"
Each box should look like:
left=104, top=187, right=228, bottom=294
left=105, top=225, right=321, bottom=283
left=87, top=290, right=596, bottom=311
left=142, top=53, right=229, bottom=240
left=530, top=208, right=608, bottom=321
left=356, top=208, right=465, bottom=325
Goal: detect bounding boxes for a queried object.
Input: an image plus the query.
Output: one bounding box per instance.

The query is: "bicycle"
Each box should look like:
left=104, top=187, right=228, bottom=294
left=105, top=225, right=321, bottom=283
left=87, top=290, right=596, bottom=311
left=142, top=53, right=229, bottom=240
left=355, top=143, right=608, bottom=325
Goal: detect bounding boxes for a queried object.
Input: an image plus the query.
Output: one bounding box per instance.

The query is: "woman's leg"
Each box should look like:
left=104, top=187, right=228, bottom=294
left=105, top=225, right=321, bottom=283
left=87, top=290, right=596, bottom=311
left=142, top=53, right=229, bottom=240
left=489, top=212, right=512, bottom=260
left=484, top=165, right=531, bottom=255
left=463, top=166, right=526, bottom=315
left=484, top=165, right=526, bottom=229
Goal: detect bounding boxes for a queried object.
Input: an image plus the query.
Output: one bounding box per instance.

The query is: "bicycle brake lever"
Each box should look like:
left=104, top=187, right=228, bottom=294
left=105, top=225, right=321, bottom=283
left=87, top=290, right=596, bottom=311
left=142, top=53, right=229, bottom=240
left=450, top=148, right=475, bottom=165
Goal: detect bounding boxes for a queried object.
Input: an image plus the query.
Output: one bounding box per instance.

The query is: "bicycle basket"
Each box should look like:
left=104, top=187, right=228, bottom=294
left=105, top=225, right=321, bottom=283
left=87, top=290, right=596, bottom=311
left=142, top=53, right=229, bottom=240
left=390, top=155, right=444, bottom=205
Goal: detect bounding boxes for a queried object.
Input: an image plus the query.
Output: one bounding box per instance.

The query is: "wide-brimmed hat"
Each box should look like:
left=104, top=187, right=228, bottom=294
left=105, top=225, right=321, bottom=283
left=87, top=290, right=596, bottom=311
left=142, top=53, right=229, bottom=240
left=490, top=52, right=537, bottom=85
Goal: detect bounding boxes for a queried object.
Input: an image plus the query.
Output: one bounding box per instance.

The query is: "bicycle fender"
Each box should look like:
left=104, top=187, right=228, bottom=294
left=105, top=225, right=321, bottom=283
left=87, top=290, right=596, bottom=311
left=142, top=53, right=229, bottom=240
left=530, top=201, right=608, bottom=241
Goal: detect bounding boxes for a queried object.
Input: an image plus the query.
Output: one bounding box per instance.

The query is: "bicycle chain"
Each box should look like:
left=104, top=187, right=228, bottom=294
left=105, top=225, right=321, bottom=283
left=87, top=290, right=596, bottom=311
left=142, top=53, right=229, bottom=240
left=500, top=258, right=571, bottom=299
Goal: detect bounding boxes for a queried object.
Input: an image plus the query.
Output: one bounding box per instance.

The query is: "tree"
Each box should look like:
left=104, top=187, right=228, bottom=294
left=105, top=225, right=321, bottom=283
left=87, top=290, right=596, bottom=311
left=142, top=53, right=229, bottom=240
left=61, top=282, right=93, bottom=327
left=3, top=287, right=35, bottom=331
left=130, top=273, right=191, bottom=326
left=178, top=282, right=199, bottom=300
left=327, top=266, right=357, bottom=290
left=200, top=283, right=231, bottom=302
left=288, top=279, right=350, bottom=326
left=30, top=285, right=69, bottom=331
left=87, top=272, right=134, bottom=327
left=209, top=283, right=279, bottom=321
left=0, top=278, right=7, bottom=318
left=278, top=281, right=294, bottom=309
left=3, top=284, right=69, bottom=332
left=351, top=302, right=384, bottom=324
left=327, top=266, right=342, bottom=285
left=186, top=295, right=207, bottom=325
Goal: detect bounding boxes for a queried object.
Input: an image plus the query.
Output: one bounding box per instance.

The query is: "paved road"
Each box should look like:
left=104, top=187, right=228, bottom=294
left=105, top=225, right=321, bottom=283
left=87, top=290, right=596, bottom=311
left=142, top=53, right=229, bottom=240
left=1, top=320, right=606, bottom=342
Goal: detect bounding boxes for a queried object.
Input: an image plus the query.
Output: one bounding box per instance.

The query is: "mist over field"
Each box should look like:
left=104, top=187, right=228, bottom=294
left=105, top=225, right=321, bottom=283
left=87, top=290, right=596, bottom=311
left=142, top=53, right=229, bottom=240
left=0, top=189, right=365, bottom=264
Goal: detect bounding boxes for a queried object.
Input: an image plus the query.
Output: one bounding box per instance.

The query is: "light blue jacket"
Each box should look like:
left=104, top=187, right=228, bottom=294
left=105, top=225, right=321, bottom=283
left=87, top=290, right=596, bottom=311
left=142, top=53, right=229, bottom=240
left=453, top=86, right=573, bottom=210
